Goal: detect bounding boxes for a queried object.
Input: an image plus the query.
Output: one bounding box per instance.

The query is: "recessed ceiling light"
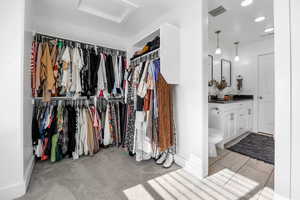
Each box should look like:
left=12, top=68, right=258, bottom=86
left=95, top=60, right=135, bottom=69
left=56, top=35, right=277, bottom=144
left=255, top=16, right=266, bottom=22
left=241, top=0, right=253, bottom=7
left=264, top=27, right=274, bottom=33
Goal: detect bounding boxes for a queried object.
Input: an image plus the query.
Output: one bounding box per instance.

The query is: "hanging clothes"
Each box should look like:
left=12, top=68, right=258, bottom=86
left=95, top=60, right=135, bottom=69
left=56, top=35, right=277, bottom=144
left=122, top=58, right=175, bottom=161
left=30, top=35, right=126, bottom=101
left=157, top=73, right=174, bottom=152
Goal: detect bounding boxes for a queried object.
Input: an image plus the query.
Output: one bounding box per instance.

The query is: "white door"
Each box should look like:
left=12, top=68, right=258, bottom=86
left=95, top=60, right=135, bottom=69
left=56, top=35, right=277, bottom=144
left=258, top=53, right=275, bottom=134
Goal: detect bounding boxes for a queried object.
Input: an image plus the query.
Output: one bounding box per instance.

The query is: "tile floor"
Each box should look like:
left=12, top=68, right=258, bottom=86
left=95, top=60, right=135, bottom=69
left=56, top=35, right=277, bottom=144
left=124, top=166, right=274, bottom=200
left=209, top=148, right=274, bottom=199
left=123, top=144, right=274, bottom=200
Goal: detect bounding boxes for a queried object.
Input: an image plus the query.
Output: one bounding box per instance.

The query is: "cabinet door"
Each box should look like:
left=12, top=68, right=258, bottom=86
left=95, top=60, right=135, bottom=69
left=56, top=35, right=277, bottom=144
left=238, top=109, right=248, bottom=135
left=223, top=112, right=236, bottom=140
left=246, top=108, right=253, bottom=132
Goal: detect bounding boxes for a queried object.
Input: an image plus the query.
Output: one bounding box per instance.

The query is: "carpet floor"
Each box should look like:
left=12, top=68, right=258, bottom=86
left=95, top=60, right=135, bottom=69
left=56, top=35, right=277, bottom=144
left=17, top=148, right=179, bottom=200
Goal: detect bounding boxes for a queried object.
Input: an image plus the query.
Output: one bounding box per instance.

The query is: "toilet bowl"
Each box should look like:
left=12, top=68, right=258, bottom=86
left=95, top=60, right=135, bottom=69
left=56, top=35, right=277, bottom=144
left=209, top=128, right=223, bottom=157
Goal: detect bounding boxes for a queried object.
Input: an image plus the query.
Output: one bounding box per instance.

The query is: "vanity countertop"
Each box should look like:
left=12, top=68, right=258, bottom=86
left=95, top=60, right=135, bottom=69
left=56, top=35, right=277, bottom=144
left=208, top=99, right=253, bottom=104
left=208, top=95, right=254, bottom=104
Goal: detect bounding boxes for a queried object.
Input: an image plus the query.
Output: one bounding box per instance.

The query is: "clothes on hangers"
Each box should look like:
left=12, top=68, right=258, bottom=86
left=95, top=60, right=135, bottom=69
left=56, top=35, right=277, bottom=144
left=123, top=58, right=175, bottom=162
left=30, top=34, right=175, bottom=166
left=32, top=98, right=127, bottom=162
left=30, top=34, right=127, bottom=102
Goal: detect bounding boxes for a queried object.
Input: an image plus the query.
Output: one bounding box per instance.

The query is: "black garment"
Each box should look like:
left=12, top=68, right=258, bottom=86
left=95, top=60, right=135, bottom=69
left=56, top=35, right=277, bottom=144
left=119, top=102, right=127, bottom=146
left=121, top=57, right=126, bottom=89
left=149, top=36, right=160, bottom=51
left=139, top=62, right=146, bottom=82
left=89, top=49, right=100, bottom=95
left=136, top=96, right=144, bottom=111
left=80, top=48, right=89, bottom=96
left=32, top=105, right=40, bottom=146
left=105, top=54, right=115, bottom=94
left=45, top=106, right=58, bottom=158
left=67, top=106, right=77, bottom=158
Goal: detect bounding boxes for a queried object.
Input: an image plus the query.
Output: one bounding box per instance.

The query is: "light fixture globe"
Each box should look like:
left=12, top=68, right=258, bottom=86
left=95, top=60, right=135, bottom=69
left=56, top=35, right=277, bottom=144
left=234, top=56, right=240, bottom=62
left=215, top=48, right=222, bottom=55
left=234, top=41, right=240, bottom=62
left=215, top=30, right=222, bottom=55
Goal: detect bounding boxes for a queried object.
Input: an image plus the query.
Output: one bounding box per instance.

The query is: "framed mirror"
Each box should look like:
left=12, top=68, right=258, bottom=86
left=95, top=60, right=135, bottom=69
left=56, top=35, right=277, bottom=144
left=208, top=55, right=213, bottom=83
left=213, top=59, right=222, bottom=83
left=221, top=59, right=232, bottom=87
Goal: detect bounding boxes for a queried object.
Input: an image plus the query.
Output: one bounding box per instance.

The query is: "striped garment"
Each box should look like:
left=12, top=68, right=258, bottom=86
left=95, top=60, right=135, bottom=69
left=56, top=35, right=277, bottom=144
left=30, top=41, right=38, bottom=97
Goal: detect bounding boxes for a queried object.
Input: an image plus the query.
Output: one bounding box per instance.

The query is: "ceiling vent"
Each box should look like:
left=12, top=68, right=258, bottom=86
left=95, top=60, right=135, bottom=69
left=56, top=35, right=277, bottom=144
left=209, top=6, right=226, bottom=17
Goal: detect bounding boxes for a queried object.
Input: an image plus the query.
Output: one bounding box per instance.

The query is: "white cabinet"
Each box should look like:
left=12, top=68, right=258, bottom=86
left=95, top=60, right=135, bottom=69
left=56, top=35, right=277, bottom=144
left=131, top=23, right=180, bottom=84
left=238, top=108, right=248, bottom=135
left=223, top=111, right=237, bottom=140
left=209, top=100, right=254, bottom=146
left=160, top=23, right=180, bottom=84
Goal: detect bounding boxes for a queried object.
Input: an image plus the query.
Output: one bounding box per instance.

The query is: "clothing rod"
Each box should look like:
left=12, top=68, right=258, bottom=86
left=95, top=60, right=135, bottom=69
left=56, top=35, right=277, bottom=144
left=34, top=32, right=127, bottom=55
left=33, top=96, right=124, bottom=101
left=130, top=48, right=160, bottom=63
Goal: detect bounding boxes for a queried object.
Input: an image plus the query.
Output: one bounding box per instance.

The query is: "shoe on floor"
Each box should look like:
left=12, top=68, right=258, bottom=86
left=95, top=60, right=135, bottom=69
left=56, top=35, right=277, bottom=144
left=156, top=152, right=167, bottom=165
left=163, top=153, right=174, bottom=168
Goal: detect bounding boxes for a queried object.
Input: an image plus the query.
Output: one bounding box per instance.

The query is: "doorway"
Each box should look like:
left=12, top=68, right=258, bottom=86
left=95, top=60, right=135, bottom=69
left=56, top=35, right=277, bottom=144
left=207, top=0, right=276, bottom=198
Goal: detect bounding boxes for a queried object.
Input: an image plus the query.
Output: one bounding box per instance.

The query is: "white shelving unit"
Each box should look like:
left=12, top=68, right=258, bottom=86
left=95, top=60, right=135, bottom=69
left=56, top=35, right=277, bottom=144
left=131, top=23, right=180, bottom=84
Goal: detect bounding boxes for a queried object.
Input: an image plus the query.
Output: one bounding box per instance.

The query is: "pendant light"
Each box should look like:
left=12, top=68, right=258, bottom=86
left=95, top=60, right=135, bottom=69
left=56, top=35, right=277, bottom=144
left=234, top=41, right=240, bottom=62
left=215, top=30, right=222, bottom=55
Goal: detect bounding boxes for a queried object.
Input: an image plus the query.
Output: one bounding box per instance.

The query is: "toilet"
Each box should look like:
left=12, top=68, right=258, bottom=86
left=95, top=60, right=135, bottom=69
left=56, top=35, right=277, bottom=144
left=209, top=128, right=223, bottom=157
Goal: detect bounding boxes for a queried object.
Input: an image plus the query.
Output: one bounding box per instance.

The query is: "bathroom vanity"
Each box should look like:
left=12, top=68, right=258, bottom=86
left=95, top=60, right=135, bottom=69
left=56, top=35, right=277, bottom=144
left=209, top=99, right=254, bottom=148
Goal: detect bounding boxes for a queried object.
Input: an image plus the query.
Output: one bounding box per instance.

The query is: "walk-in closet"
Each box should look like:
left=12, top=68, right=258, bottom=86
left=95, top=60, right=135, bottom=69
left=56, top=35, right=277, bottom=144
left=0, top=0, right=207, bottom=199
left=2, top=0, right=300, bottom=199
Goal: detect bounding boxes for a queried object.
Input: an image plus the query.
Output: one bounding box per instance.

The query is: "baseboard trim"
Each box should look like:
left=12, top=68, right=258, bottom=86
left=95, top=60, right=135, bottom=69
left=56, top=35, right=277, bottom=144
left=174, top=154, right=186, bottom=168
left=24, top=156, right=35, bottom=191
left=0, top=182, right=24, bottom=200
left=273, top=193, right=290, bottom=200
left=0, top=156, right=34, bottom=200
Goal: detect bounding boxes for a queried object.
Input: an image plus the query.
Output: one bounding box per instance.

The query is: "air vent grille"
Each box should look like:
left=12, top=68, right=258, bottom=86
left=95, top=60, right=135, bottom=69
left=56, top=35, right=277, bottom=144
left=209, top=6, right=226, bottom=17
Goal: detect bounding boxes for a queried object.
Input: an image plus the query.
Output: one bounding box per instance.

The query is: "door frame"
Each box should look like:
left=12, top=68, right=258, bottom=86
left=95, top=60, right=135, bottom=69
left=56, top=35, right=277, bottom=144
left=257, top=52, right=275, bottom=135
left=203, top=0, right=292, bottom=199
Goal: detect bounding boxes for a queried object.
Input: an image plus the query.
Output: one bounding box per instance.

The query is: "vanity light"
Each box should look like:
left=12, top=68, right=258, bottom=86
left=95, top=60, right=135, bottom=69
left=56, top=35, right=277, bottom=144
left=264, top=27, right=274, bottom=33
left=234, top=42, right=240, bottom=62
left=241, top=0, right=253, bottom=7
left=255, top=16, right=266, bottom=22
left=215, top=30, right=222, bottom=55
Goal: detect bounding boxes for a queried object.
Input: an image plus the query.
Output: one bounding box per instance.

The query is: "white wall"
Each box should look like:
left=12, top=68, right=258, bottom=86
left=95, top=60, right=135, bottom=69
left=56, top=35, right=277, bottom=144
left=290, top=0, right=300, bottom=199
left=274, top=0, right=292, bottom=199
left=233, top=38, right=274, bottom=132
left=208, top=39, right=234, bottom=83
left=129, top=1, right=208, bottom=178
left=232, top=38, right=274, bottom=94
left=0, top=0, right=26, bottom=199
left=32, top=16, right=128, bottom=51
left=23, top=0, right=34, bottom=188
left=208, top=37, right=274, bottom=133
